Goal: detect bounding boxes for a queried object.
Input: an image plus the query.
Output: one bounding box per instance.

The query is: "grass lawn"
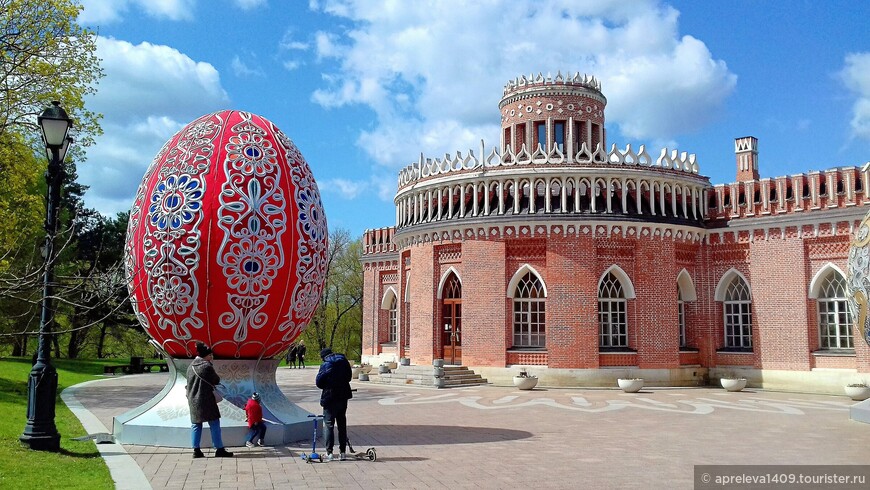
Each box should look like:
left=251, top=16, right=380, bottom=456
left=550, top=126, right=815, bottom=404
left=0, top=357, right=144, bottom=490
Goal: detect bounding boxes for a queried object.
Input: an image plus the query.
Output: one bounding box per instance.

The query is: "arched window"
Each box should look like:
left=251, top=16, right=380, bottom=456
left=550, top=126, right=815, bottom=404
left=388, top=295, right=398, bottom=343
left=723, top=275, right=752, bottom=349
left=599, top=272, right=627, bottom=348
left=678, top=286, right=686, bottom=348
left=817, top=271, right=853, bottom=349
left=513, top=272, right=545, bottom=347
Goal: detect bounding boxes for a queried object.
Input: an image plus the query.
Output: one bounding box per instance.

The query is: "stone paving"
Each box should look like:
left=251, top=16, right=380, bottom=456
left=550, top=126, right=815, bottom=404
left=69, top=368, right=870, bottom=489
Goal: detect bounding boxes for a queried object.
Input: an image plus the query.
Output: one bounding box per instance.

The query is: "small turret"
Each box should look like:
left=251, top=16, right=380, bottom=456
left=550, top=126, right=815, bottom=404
left=735, top=136, right=759, bottom=181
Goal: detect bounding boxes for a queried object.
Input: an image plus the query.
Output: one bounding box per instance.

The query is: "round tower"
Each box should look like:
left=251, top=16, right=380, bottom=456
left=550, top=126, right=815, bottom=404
left=499, top=71, right=607, bottom=157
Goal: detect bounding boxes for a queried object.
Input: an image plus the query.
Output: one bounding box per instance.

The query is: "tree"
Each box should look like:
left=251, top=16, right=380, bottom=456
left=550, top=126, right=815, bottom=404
left=0, top=0, right=103, bottom=148
left=303, top=229, right=364, bottom=361
left=0, top=0, right=109, bottom=358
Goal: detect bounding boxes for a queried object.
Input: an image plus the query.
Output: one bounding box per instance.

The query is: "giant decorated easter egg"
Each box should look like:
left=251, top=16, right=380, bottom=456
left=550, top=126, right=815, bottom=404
left=848, top=210, right=870, bottom=348
left=124, top=110, right=327, bottom=359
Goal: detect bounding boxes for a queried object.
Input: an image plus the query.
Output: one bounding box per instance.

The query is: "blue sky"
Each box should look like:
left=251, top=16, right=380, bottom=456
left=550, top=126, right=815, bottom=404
left=76, top=0, right=870, bottom=238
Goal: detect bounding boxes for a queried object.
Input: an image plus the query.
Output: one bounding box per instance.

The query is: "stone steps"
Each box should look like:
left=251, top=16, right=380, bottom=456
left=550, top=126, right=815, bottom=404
left=364, top=364, right=487, bottom=388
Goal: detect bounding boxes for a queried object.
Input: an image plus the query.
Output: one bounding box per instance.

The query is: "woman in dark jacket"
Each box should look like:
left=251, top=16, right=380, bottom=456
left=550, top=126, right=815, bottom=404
left=186, top=341, right=233, bottom=458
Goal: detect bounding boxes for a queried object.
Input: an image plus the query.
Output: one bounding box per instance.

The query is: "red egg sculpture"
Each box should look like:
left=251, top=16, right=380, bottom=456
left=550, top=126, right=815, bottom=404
left=124, top=110, right=327, bottom=359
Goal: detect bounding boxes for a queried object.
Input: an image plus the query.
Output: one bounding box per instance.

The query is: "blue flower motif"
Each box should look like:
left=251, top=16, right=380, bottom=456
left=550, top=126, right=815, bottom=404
left=148, top=175, right=203, bottom=230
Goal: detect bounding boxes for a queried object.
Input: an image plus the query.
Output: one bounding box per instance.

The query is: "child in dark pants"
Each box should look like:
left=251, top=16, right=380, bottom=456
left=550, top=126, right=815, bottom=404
left=244, top=392, right=266, bottom=447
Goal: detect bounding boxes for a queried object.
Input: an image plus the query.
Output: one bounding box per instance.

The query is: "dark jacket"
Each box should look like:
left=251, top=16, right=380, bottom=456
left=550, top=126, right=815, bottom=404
left=186, top=357, right=222, bottom=424
left=315, top=353, right=353, bottom=407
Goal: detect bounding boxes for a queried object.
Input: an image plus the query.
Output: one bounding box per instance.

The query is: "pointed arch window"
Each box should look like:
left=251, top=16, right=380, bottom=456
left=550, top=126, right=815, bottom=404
left=817, top=272, right=853, bottom=350
left=723, top=276, right=752, bottom=350
left=388, top=295, right=398, bottom=343
left=678, top=286, right=686, bottom=348
left=599, top=272, right=627, bottom=348
left=513, top=272, right=546, bottom=347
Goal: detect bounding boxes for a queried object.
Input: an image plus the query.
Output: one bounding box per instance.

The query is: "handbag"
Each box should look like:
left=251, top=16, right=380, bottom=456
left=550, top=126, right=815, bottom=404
left=193, top=365, right=224, bottom=403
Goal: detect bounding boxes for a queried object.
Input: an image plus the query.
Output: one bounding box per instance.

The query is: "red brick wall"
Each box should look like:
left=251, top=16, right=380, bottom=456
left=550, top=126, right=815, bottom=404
left=462, top=240, right=507, bottom=366
left=634, top=238, right=680, bottom=368
left=750, top=236, right=810, bottom=370
left=546, top=234, right=599, bottom=368
left=408, top=244, right=435, bottom=365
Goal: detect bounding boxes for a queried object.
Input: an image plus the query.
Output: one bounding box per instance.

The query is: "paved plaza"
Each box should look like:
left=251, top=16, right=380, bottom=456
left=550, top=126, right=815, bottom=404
left=65, top=368, right=870, bottom=489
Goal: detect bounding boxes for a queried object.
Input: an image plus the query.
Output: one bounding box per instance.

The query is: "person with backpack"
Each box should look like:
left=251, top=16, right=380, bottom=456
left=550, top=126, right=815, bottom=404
left=315, top=348, right=353, bottom=461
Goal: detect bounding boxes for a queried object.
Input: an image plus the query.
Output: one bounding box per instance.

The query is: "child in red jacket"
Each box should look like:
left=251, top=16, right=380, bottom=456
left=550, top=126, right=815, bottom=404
left=244, top=392, right=266, bottom=447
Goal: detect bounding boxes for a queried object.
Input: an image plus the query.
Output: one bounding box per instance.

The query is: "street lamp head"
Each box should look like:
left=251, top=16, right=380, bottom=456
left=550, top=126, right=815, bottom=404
left=38, top=101, right=73, bottom=149
left=48, top=136, right=74, bottom=164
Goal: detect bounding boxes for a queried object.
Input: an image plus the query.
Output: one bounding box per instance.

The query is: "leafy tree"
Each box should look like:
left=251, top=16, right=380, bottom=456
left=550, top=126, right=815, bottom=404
left=303, top=229, right=364, bottom=361
left=0, top=0, right=103, bottom=148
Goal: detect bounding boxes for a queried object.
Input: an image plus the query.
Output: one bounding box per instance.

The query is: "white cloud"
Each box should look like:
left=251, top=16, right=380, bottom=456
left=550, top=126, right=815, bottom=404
left=321, top=178, right=366, bottom=199
left=79, top=0, right=195, bottom=24
left=234, top=0, right=267, bottom=10
left=319, top=174, right=397, bottom=202
left=841, top=52, right=870, bottom=140
left=80, top=37, right=231, bottom=216
left=309, top=0, right=736, bottom=169
left=231, top=55, right=265, bottom=78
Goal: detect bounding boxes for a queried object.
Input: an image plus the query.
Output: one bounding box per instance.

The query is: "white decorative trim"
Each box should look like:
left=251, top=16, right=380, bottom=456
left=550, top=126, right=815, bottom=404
left=507, top=264, right=548, bottom=298
left=714, top=268, right=751, bottom=302
left=599, top=264, right=636, bottom=299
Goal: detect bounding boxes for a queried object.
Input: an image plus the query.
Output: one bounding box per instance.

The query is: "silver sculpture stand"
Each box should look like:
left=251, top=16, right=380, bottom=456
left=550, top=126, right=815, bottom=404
left=113, top=358, right=312, bottom=447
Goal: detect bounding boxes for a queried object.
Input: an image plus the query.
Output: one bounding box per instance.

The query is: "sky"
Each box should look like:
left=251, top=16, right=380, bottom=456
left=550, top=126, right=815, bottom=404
left=74, top=0, right=870, bottom=238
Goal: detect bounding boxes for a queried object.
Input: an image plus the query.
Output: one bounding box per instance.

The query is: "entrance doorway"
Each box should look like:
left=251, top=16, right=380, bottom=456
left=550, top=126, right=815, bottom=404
left=441, top=273, right=462, bottom=364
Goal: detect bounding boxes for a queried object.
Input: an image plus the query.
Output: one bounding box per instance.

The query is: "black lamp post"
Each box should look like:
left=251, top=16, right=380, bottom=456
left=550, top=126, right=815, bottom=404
left=20, top=101, right=73, bottom=451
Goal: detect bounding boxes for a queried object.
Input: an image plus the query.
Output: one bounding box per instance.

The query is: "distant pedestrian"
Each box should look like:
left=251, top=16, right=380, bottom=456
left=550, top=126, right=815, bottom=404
left=244, top=392, right=266, bottom=447
left=186, top=341, right=233, bottom=459
left=286, top=343, right=299, bottom=368
left=297, top=340, right=307, bottom=368
left=315, top=348, right=353, bottom=461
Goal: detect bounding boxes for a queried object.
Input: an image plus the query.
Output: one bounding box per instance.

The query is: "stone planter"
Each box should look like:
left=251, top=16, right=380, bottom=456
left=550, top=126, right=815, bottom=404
left=845, top=385, right=870, bottom=401
left=617, top=378, right=644, bottom=393
left=721, top=378, right=747, bottom=392
left=433, top=367, right=444, bottom=377
left=358, top=373, right=369, bottom=382
left=433, top=377, right=446, bottom=388
left=360, top=364, right=372, bottom=374
left=400, top=357, right=411, bottom=366
left=513, top=376, right=538, bottom=390
left=433, top=359, right=445, bottom=368
left=351, top=366, right=362, bottom=379
left=378, top=364, right=390, bottom=374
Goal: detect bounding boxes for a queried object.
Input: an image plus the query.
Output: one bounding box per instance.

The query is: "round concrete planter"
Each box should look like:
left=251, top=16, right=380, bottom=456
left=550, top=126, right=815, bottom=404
left=433, top=367, right=444, bottom=377
left=845, top=385, right=870, bottom=401
left=513, top=376, right=538, bottom=390
left=433, top=359, right=445, bottom=368
left=400, top=357, right=411, bottom=366
left=378, top=364, right=391, bottom=374
left=358, top=373, right=369, bottom=382
left=433, top=377, right=446, bottom=388
left=721, top=378, right=747, bottom=392
left=617, top=378, right=644, bottom=393
left=351, top=366, right=362, bottom=379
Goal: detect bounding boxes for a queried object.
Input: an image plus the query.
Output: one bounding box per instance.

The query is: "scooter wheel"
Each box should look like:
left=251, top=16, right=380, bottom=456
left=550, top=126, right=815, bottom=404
left=366, top=448, right=377, bottom=461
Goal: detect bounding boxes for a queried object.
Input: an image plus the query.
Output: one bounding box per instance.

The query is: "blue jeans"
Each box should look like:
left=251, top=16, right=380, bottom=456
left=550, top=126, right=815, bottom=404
left=191, top=419, right=224, bottom=449
left=246, top=422, right=267, bottom=443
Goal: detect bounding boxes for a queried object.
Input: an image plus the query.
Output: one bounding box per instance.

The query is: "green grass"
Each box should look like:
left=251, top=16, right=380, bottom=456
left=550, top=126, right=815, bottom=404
left=0, top=357, right=132, bottom=490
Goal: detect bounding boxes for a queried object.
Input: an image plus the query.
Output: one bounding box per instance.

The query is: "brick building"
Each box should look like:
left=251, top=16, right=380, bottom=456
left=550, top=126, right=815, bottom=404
left=360, top=72, right=870, bottom=393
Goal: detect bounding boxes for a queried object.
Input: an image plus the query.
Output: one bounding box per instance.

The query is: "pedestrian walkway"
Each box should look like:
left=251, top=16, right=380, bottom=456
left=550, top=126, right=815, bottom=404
left=65, top=368, right=870, bottom=489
